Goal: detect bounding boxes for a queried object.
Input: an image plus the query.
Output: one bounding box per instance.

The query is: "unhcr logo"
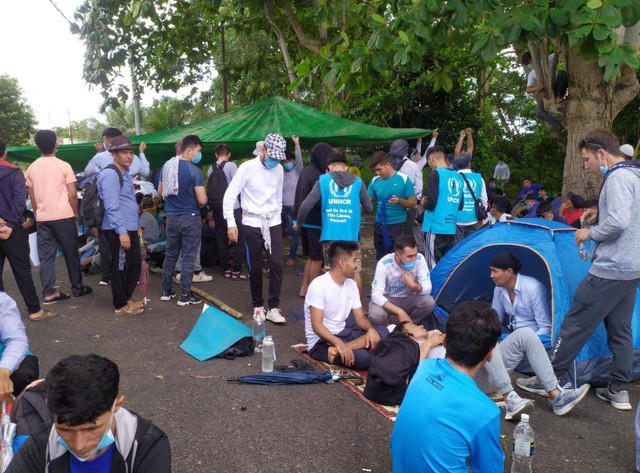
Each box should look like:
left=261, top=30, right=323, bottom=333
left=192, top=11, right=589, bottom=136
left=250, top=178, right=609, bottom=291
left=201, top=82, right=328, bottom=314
left=329, top=180, right=353, bottom=198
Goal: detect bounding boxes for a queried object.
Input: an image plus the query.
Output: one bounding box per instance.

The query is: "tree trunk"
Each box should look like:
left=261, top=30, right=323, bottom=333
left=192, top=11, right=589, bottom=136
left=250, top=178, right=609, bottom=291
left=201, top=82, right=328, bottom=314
left=552, top=47, right=639, bottom=197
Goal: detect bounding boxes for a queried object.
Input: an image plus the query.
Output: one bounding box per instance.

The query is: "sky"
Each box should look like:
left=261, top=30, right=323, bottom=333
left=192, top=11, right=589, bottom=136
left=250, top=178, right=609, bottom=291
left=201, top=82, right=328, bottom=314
left=0, top=0, right=206, bottom=130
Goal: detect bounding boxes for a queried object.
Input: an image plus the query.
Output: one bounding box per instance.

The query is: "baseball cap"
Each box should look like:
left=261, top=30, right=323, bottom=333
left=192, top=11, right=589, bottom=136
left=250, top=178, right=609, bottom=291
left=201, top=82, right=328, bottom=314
left=264, top=134, right=287, bottom=161
left=620, top=144, right=634, bottom=158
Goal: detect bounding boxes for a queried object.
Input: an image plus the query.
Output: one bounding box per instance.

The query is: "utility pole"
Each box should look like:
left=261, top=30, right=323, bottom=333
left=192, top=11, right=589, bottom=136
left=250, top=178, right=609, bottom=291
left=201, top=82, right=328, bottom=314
left=220, top=21, right=228, bottom=113
left=68, top=109, right=74, bottom=144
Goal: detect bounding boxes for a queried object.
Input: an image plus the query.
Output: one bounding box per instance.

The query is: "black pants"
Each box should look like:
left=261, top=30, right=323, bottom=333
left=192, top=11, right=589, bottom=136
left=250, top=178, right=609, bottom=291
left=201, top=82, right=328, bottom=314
left=374, top=222, right=404, bottom=262
left=12, top=355, right=39, bottom=397
left=244, top=225, right=283, bottom=309
left=98, top=230, right=112, bottom=280
left=0, top=227, right=41, bottom=315
left=37, top=218, right=83, bottom=297
left=212, top=207, right=244, bottom=272
left=103, top=230, right=141, bottom=309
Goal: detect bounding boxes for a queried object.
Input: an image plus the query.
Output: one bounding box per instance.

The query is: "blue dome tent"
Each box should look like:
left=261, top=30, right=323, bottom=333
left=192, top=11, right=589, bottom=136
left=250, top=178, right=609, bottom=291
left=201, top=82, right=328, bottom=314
left=430, top=219, right=640, bottom=386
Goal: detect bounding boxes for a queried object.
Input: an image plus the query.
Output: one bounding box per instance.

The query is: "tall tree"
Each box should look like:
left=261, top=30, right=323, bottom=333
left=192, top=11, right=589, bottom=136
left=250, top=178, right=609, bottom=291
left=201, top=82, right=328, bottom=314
left=0, top=74, right=36, bottom=146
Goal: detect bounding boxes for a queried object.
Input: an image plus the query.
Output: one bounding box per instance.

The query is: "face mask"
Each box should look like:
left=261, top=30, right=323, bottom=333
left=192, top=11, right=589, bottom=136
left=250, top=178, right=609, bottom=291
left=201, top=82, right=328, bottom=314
left=396, top=253, right=415, bottom=271
left=103, top=142, right=109, bottom=151
left=264, top=157, right=279, bottom=169
left=192, top=151, right=202, bottom=165
left=283, top=162, right=294, bottom=171
left=57, top=404, right=116, bottom=462
left=525, top=203, right=532, bottom=210
left=598, top=153, right=609, bottom=176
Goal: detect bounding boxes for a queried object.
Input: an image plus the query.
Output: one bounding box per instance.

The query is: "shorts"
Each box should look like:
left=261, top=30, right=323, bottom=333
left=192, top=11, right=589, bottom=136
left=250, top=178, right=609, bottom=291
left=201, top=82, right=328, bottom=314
left=301, top=227, right=323, bottom=261
left=322, top=241, right=361, bottom=271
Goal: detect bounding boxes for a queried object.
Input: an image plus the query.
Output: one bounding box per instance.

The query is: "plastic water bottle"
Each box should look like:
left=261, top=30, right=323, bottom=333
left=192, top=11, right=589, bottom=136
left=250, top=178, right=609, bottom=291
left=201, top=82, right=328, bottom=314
left=262, top=336, right=274, bottom=373
left=511, top=413, right=534, bottom=473
left=578, top=222, right=593, bottom=261
left=252, top=315, right=266, bottom=353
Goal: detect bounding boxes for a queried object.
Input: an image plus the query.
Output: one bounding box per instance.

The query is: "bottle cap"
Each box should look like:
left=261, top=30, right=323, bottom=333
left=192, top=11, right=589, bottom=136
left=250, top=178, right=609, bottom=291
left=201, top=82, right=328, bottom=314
left=521, top=414, right=529, bottom=421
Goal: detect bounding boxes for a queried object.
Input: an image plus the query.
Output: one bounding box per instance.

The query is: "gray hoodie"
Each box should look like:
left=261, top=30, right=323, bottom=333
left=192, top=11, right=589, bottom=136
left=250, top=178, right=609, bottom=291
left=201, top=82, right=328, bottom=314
left=296, top=171, right=372, bottom=232
left=588, top=163, right=640, bottom=280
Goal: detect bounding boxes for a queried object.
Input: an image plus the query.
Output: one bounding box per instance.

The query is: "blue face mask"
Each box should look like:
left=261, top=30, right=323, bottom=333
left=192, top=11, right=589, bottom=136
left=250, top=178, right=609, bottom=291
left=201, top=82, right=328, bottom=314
left=283, top=162, right=295, bottom=171
left=57, top=404, right=116, bottom=462
left=192, top=151, right=202, bottom=165
left=396, top=253, right=416, bottom=271
left=525, top=203, right=531, bottom=210
left=264, top=157, right=279, bottom=169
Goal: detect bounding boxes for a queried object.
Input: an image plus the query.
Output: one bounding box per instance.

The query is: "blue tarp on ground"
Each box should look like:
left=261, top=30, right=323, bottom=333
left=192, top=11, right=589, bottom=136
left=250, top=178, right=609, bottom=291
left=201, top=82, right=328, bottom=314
left=430, top=219, right=640, bottom=385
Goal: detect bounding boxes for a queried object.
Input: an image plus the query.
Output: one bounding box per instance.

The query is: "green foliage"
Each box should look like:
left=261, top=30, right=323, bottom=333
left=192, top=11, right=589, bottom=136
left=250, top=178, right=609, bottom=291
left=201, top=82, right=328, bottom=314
left=0, top=74, right=36, bottom=146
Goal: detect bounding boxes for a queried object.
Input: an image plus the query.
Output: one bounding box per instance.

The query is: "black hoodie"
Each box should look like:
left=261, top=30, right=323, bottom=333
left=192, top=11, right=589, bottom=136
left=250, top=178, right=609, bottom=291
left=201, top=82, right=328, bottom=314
left=0, top=160, right=27, bottom=228
left=389, top=139, right=410, bottom=171
left=293, top=143, right=332, bottom=227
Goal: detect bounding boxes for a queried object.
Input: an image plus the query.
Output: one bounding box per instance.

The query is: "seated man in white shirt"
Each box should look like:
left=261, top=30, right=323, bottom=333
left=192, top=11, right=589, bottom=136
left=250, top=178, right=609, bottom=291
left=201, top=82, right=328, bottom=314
left=305, top=241, right=388, bottom=370
left=368, top=235, right=435, bottom=327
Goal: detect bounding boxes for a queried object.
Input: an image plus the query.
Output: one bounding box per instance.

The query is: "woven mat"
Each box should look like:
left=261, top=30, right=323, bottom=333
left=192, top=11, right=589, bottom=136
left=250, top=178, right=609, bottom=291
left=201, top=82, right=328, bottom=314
left=292, top=344, right=400, bottom=420
left=292, top=344, right=505, bottom=419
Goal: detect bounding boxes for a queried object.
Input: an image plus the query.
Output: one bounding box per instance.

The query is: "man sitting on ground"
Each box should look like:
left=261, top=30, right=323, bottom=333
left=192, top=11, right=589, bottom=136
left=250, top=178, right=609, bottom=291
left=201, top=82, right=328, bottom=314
left=368, top=235, right=435, bottom=327
left=8, top=353, right=170, bottom=472
left=391, top=301, right=505, bottom=472
left=305, top=241, right=388, bottom=370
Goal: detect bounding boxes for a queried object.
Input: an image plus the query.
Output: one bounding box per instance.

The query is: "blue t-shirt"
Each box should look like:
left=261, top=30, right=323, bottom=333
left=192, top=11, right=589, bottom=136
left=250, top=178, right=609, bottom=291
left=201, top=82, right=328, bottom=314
left=162, top=161, right=205, bottom=216
left=367, top=171, right=415, bottom=224
left=391, top=358, right=504, bottom=473
left=70, top=443, right=114, bottom=473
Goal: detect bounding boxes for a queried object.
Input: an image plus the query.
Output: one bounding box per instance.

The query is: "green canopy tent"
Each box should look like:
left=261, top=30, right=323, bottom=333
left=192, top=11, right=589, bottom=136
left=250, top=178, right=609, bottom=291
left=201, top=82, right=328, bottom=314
left=7, top=96, right=430, bottom=172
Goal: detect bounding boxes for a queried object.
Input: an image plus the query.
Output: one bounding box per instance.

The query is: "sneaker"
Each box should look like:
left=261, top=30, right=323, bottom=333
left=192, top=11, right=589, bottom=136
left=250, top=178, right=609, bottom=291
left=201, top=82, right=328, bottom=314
left=161, top=289, right=176, bottom=301
left=595, top=386, right=632, bottom=411
left=550, top=384, right=590, bottom=416
left=192, top=271, right=213, bottom=283
left=177, top=292, right=202, bottom=306
left=504, top=391, right=534, bottom=421
left=99, top=278, right=111, bottom=286
left=253, top=307, right=266, bottom=321
left=266, top=307, right=286, bottom=324
left=516, top=376, right=549, bottom=397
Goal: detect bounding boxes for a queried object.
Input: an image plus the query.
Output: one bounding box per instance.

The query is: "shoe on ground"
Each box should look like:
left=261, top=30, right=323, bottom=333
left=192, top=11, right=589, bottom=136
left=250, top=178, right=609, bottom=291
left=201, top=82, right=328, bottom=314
left=595, top=386, right=632, bottom=411
left=550, top=384, right=590, bottom=416
left=253, top=307, right=266, bottom=321
left=161, top=289, right=176, bottom=301
left=177, top=292, right=202, bottom=306
left=516, top=376, right=549, bottom=397
left=266, top=307, right=286, bottom=324
left=192, top=271, right=213, bottom=283
left=504, top=391, right=534, bottom=421
left=99, top=278, right=111, bottom=286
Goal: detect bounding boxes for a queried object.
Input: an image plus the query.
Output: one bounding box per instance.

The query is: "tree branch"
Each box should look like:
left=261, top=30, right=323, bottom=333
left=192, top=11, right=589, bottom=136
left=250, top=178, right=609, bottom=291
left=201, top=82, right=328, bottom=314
left=623, top=21, right=640, bottom=50
left=283, top=3, right=321, bottom=53
left=264, top=2, right=300, bottom=99
left=312, top=0, right=328, bottom=44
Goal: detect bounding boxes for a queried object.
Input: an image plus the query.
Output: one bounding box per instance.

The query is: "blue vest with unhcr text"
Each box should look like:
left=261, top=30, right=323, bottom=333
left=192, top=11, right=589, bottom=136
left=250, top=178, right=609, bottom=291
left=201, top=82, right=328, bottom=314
left=319, top=173, right=362, bottom=242
left=422, top=168, right=462, bottom=235
left=458, top=171, right=483, bottom=224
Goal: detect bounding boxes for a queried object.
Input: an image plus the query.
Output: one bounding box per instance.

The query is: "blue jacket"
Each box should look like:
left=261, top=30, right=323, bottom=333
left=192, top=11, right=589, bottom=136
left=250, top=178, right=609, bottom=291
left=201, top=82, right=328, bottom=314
left=0, top=160, right=26, bottom=228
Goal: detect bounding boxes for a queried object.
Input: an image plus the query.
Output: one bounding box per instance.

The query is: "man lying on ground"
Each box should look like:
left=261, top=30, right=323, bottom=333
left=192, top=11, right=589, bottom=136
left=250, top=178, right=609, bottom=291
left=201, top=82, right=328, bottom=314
left=8, top=353, right=170, bottom=473
left=305, top=241, right=388, bottom=370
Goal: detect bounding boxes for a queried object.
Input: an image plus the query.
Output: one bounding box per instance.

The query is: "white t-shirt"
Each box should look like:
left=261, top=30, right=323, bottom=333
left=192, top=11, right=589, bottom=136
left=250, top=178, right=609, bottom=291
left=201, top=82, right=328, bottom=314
left=304, top=272, right=362, bottom=350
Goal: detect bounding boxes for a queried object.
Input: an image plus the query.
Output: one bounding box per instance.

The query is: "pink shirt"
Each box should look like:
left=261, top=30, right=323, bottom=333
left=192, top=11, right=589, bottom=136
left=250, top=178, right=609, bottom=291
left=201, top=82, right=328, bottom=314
left=26, top=157, right=76, bottom=221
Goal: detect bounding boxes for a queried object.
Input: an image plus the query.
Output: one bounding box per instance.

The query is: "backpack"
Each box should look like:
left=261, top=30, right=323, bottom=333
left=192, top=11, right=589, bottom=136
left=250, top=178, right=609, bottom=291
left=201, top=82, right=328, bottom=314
left=10, top=380, right=51, bottom=452
left=216, top=336, right=255, bottom=360
left=207, top=161, right=229, bottom=209
left=79, top=164, right=124, bottom=228
left=363, top=332, right=420, bottom=406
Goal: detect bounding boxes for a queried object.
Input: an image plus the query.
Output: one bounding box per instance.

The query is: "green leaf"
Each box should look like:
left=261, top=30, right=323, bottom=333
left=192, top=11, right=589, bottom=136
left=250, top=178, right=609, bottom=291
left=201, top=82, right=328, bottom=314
left=398, top=30, right=409, bottom=43
left=520, top=15, right=538, bottom=32
left=603, top=62, right=619, bottom=82
left=351, top=57, right=363, bottom=73
left=340, top=31, right=350, bottom=47
left=549, top=8, right=569, bottom=26
left=592, top=25, right=610, bottom=40
left=586, top=0, right=603, bottom=9
left=371, top=13, right=386, bottom=24
left=573, top=24, right=593, bottom=38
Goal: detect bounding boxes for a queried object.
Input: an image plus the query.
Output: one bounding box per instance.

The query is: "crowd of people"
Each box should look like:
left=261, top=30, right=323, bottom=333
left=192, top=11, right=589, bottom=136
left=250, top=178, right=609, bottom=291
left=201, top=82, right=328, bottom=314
left=0, top=125, right=638, bottom=471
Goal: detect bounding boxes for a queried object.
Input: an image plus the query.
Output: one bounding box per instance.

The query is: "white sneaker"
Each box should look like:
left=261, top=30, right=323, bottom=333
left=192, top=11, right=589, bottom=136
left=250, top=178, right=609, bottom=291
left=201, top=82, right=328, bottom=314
left=266, top=307, right=286, bottom=324
left=192, top=271, right=213, bottom=283
left=253, top=307, right=266, bottom=322
left=504, top=391, right=534, bottom=421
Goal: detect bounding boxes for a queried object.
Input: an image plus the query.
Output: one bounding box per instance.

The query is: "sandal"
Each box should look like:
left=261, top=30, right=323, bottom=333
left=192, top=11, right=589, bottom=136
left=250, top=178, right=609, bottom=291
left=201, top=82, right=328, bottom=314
left=43, top=293, right=70, bottom=305
left=285, top=259, right=296, bottom=266
left=29, top=309, right=58, bottom=321
left=115, top=304, right=145, bottom=316
left=224, top=270, right=232, bottom=278
left=231, top=271, right=248, bottom=281
left=128, top=299, right=145, bottom=308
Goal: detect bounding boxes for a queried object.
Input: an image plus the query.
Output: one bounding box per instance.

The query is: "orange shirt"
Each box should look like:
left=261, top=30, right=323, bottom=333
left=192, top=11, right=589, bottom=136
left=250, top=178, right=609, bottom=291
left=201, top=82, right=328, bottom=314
left=25, top=157, right=76, bottom=221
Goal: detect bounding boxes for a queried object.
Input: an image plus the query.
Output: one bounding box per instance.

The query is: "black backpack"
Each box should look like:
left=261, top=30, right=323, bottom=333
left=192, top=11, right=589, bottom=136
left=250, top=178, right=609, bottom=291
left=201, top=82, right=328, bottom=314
left=79, top=164, right=123, bottom=228
left=216, top=336, right=255, bottom=360
left=363, top=332, right=420, bottom=406
left=207, top=161, right=229, bottom=209
left=10, top=380, right=51, bottom=451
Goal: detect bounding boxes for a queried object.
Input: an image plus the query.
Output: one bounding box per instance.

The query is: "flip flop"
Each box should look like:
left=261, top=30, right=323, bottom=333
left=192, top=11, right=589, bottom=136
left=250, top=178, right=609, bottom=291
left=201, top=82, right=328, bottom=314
left=285, top=259, right=296, bottom=266
left=43, top=293, right=70, bottom=305
left=115, top=304, right=145, bottom=316
left=29, top=309, right=58, bottom=321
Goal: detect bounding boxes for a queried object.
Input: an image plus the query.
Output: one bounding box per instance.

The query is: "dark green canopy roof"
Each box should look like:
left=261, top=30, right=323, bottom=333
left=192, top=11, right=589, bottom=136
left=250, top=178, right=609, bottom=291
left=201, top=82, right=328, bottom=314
left=8, top=96, right=430, bottom=172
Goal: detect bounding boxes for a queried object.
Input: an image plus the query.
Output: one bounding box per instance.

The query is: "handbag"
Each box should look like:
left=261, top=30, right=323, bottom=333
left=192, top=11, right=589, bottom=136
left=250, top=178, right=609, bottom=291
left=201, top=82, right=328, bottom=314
left=460, top=173, right=488, bottom=221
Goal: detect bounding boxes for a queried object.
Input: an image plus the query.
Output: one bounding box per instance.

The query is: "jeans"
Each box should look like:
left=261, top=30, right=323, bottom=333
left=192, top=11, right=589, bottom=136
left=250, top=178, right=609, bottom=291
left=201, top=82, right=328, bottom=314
left=37, top=218, right=83, bottom=297
left=281, top=206, right=298, bottom=260
left=162, top=214, right=202, bottom=295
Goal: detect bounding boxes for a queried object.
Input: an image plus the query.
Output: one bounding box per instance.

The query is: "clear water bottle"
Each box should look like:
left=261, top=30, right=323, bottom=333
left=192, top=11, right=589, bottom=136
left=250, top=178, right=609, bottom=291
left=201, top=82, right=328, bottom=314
left=511, top=413, right=534, bottom=473
left=578, top=222, right=593, bottom=261
left=262, top=336, right=274, bottom=373
left=252, top=314, right=266, bottom=353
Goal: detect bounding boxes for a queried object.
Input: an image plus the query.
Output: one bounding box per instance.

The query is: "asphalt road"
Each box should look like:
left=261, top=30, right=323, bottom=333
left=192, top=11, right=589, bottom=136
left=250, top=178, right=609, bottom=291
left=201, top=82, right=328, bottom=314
left=2, top=242, right=638, bottom=472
